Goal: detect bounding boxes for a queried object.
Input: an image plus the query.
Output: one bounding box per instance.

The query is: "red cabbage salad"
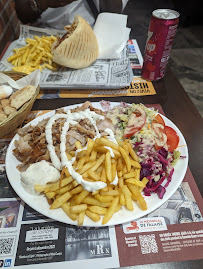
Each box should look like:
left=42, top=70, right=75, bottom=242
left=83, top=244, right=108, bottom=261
left=101, top=101, right=183, bottom=199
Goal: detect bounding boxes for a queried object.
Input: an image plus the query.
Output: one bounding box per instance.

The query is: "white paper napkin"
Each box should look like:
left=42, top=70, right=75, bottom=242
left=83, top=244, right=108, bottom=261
left=93, top=13, right=131, bottom=59
left=0, top=70, right=41, bottom=92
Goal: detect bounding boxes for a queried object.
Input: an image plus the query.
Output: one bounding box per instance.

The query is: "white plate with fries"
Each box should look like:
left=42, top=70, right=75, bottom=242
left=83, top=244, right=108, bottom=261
left=5, top=102, right=188, bottom=226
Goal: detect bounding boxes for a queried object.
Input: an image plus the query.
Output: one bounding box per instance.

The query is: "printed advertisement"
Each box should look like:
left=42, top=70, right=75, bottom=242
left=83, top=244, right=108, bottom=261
left=115, top=167, right=203, bottom=267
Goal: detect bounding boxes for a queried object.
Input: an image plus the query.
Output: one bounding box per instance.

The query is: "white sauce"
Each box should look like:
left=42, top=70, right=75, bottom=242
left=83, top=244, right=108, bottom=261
left=104, top=128, right=118, bottom=185
left=44, top=108, right=120, bottom=192
left=21, top=108, right=120, bottom=194
left=21, top=160, right=60, bottom=195
left=45, top=113, right=68, bottom=170
left=111, top=173, right=118, bottom=185
left=65, top=160, right=107, bottom=192
left=46, top=109, right=104, bottom=170
left=105, top=128, right=118, bottom=144
left=104, top=146, right=115, bottom=158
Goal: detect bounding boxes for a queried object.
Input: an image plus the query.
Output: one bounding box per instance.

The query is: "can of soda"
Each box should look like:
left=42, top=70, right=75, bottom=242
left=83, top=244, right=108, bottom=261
left=141, top=9, right=180, bottom=81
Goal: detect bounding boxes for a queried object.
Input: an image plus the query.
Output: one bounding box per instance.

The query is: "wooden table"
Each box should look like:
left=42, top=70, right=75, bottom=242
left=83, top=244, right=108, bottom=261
left=1, top=37, right=202, bottom=269
left=31, top=40, right=203, bottom=269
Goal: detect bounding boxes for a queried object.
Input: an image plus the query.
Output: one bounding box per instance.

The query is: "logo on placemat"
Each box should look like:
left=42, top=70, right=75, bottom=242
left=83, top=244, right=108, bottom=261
left=123, top=217, right=167, bottom=234
left=126, top=221, right=139, bottom=231
left=3, top=259, right=11, bottom=267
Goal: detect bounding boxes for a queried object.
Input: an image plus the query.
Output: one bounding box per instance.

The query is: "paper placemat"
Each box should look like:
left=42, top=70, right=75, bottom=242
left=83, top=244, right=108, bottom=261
left=0, top=104, right=202, bottom=269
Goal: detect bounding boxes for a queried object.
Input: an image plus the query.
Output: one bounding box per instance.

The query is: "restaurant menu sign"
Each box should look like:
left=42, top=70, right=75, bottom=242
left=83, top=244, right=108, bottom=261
left=0, top=106, right=202, bottom=268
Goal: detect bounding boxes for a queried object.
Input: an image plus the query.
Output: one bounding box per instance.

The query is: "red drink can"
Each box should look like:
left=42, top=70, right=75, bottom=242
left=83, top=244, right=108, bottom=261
left=141, top=9, right=180, bottom=81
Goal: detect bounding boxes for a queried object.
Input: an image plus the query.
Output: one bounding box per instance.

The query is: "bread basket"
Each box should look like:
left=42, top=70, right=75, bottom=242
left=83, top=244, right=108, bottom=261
left=0, top=71, right=40, bottom=139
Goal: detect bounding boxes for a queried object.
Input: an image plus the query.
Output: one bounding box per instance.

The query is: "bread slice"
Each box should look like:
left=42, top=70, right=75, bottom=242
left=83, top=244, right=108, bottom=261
left=3, top=105, right=17, bottom=116
left=0, top=111, right=7, bottom=122
left=10, top=85, right=36, bottom=110
left=52, top=15, right=99, bottom=69
left=1, top=99, right=10, bottom=108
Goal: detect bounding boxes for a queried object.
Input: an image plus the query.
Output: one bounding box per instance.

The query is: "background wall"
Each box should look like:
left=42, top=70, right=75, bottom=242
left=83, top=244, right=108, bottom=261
left=0, top=0, right=20, bottom=54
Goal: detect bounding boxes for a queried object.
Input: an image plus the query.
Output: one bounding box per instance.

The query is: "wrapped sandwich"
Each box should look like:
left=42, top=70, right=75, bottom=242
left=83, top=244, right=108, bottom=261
left=52, top=15, right=99, bottom=69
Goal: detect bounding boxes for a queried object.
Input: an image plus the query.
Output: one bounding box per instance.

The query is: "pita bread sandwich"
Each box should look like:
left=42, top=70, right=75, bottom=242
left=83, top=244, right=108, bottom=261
left=52, top=15, right=99, bottom=69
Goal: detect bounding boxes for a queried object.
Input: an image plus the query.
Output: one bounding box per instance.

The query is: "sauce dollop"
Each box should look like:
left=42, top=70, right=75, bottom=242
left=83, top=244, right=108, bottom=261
left=21, top=160, right=60, bottom=195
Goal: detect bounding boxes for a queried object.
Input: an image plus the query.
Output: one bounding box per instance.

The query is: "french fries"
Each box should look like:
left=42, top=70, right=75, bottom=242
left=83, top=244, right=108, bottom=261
left=35, top=137, right=148, bottom=225
left=7, top=35, right=58, bottom=74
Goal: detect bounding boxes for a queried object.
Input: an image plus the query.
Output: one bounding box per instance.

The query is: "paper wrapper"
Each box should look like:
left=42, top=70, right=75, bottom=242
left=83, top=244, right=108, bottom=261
left=93, top=13, right=131, bottom=59
left=0, top=69, right=41, bottom=91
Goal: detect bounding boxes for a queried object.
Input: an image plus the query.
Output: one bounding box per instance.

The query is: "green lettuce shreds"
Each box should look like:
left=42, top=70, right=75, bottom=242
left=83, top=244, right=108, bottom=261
left=171, top=150, right=181, bottom=166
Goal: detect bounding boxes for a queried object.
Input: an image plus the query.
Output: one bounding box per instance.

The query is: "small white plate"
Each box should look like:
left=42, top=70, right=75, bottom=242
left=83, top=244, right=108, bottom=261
left=5, top=102, right=188, bottom=226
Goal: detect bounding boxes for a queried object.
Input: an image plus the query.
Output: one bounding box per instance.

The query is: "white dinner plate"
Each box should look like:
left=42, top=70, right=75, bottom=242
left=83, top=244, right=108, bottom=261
left=5, top=102, right=188, bottom=227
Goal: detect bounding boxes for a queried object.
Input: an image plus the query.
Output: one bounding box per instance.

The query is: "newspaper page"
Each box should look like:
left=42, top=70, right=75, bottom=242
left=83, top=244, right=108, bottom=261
left=0, top=25, right=133, bottom=90
left=0, top=105, right=202, bottom=268
left=128, top=39, right=143, bottom=77
left=35, top=39, right=155, bottom=99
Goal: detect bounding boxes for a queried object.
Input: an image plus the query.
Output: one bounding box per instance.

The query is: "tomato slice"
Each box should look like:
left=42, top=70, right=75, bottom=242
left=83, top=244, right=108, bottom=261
left=124, top=107, right=146, bottom=138
left=152, top=122, right=167, bottom=150
left=154, top=114, right=165, bottom=126
left=124, top=128, right=139, bottom=138
left=165, top=126, right=179, bottom=152
left=155, top=133, right=166, bottom=151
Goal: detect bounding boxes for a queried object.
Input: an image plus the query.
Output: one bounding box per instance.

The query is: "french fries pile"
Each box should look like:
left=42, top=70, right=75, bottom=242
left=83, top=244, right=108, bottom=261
left=7, top=35, right=58, bottom=74
left=35, top=138, right=149, bottom=225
